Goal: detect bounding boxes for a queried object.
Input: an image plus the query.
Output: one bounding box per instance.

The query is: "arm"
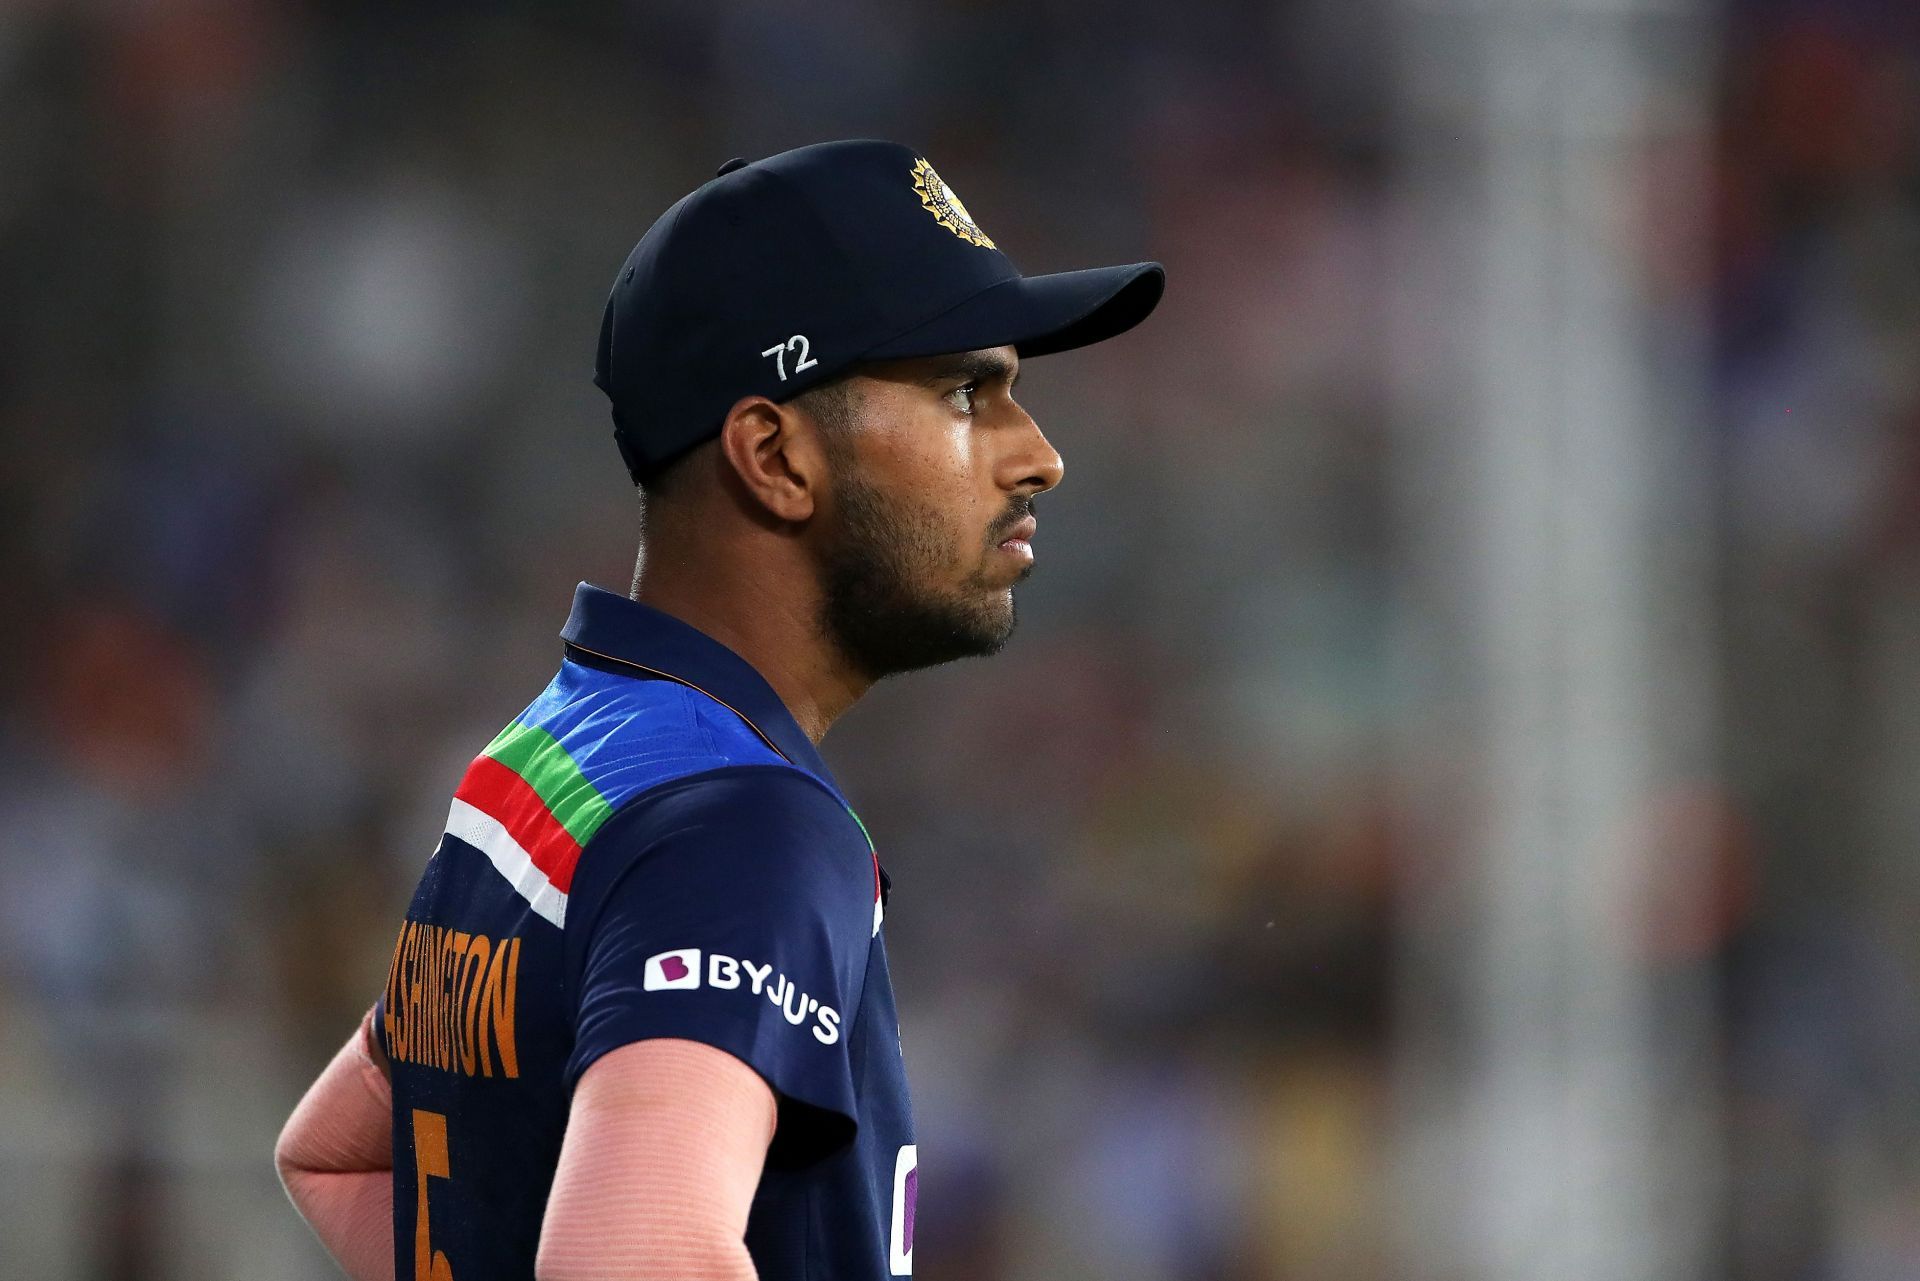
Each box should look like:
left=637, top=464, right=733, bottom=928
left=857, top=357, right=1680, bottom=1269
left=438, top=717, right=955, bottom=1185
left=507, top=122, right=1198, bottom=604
left=275, top=1005, right=396, bottom=1281
left=536, top=1038, right=776, bottom=1281
left=540, top=769, right=874, bottom=1280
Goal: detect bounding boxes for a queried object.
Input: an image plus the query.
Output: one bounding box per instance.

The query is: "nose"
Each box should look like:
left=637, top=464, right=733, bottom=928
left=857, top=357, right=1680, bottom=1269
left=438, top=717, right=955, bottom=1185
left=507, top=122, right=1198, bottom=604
left=1008, top=407, right=1065, bottom=496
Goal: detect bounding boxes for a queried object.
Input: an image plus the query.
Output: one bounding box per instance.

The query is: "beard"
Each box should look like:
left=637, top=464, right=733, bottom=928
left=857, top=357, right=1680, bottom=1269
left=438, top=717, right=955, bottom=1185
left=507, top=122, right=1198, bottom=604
left=816, top=469, right=1030, bottom=682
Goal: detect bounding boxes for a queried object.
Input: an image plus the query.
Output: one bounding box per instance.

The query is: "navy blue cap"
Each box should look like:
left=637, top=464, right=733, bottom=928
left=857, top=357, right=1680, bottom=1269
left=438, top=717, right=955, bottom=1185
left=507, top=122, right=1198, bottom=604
left=593, top=139, right=1166, bottom=482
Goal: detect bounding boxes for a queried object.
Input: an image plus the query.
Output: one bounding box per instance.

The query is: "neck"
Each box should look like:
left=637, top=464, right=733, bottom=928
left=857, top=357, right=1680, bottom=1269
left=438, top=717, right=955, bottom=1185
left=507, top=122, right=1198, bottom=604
left=630, top=552, right=871, bottom=746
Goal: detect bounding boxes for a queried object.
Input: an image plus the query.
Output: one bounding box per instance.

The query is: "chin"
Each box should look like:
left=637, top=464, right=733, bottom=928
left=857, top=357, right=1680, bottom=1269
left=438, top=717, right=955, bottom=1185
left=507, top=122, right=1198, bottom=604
left=977, top=592, right=1018, bottom=648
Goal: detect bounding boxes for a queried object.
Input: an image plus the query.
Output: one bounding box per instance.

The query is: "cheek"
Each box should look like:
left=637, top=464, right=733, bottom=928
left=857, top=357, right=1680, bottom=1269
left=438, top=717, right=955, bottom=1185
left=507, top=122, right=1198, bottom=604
left=909, top=417, right=981, bottom=486
left=906, top=491, right=981, bottom=574
left=856, top=398, right=997, bottom=566
left=887, top=426, right=990, bottom=555
left=938, top=446, right=998, bottom=560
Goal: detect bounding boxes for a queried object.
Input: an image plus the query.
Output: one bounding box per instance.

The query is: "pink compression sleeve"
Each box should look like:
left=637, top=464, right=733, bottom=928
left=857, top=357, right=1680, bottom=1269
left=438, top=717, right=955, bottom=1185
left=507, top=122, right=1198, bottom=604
left=275, top=1006, right=396, bottom=1281
left=536, top=1038, right=778, bottom=1281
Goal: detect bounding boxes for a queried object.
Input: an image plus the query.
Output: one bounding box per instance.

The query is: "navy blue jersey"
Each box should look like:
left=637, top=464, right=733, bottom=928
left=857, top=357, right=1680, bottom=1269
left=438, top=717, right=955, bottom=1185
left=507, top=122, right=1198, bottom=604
left=373, top=583, right=916, bottom=1279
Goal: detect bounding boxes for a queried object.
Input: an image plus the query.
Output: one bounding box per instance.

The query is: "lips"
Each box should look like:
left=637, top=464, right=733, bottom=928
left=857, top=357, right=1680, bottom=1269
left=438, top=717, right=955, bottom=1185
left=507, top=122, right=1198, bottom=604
left=998, top=515, right=1037, bottom=548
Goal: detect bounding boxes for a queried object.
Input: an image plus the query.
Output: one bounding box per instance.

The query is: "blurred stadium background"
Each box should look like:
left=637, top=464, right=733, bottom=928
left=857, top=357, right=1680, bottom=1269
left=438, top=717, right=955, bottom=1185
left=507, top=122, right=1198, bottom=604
left=4, top=0, right=1919, bottom=1278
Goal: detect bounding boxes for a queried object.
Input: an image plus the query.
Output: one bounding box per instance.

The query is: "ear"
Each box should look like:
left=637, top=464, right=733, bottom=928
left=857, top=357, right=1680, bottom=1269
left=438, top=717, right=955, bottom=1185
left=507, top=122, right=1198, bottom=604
left=715, top=395, right=828, bottom=523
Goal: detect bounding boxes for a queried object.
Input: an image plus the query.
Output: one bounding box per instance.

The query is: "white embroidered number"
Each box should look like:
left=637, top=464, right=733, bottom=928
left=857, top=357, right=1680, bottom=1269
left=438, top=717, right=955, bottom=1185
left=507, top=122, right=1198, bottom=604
left=761, top=334, right=819, bottom=381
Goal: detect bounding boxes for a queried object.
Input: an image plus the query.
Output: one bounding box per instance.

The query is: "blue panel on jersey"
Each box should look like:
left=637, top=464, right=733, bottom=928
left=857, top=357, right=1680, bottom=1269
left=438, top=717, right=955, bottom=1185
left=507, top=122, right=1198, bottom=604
left=510, top=660, right=790, bottom=809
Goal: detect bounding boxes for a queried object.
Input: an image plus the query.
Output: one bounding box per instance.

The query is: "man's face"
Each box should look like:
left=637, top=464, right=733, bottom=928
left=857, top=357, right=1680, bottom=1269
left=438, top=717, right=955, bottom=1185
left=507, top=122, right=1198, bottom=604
left=809, top=344, right=1064, bottom=681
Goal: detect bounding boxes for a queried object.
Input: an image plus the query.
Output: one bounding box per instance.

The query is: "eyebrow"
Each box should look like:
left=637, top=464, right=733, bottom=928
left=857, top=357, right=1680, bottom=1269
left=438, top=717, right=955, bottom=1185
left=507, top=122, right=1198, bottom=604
left=923, top=350, right=1021, bottom=390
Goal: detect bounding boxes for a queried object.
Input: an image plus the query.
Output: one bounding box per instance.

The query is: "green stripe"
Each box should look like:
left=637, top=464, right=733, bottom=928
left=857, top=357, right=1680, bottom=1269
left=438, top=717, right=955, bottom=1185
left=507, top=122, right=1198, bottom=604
left=845, top=807, right=876, bottom=852
left=483, top=721, right=615, bottom=847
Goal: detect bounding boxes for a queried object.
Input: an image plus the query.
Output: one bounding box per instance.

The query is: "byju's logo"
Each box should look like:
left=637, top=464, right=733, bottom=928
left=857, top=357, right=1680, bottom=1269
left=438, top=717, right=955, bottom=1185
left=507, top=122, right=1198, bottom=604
left=643, top=948, right=702, bottom=991
left=642, top=946, right=842, bottom=1045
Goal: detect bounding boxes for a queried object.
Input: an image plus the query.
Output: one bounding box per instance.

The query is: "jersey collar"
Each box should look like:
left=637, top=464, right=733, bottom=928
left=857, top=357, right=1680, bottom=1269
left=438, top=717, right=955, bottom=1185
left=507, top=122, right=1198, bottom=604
left=559, top=582, right=845, bottom=794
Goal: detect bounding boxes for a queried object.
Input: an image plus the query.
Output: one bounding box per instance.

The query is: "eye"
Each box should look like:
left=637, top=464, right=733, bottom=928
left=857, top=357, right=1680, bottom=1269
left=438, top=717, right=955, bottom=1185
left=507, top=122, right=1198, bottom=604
left=944, top=382, right=978, bottom=415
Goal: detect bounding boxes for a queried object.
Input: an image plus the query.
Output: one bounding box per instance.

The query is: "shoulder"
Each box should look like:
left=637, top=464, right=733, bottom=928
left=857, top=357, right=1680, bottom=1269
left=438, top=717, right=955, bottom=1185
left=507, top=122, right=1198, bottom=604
left=589, top=764, right=869, bottom=887
left=521, top=657, right=794, bottom=807
left=610, top=763, right=859, bottom=842
left=568, top=764, right=877, bottom=941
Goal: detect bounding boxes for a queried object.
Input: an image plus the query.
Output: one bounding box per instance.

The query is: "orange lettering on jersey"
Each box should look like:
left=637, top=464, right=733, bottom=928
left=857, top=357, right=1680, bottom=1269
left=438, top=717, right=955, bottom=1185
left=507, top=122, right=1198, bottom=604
left=383, top=925, right=408, bottom=1059
left=390, top=922, right=412, bottom=1063
left=445, top=932, right=471, bottom=1074
left=429, top=928, right=448, bottom=1071
left=407, top=924, right=429, bottom=1065
left=381, top=918, right=519, bottom=1080
left=483, top=936, right=521, bottom=1079
left=463, top=934, right=494, bottom=1076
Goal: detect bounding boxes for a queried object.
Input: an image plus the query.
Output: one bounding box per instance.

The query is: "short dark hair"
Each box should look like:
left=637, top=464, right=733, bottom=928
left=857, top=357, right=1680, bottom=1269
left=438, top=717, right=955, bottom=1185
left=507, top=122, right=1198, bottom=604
left=634, top=443, right=698, bottom=504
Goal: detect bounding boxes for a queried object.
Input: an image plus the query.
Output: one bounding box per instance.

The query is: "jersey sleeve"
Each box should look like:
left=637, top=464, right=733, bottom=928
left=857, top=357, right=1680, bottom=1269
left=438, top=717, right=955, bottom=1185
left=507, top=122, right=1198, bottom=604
left=562, top=765, right=877, bottom=1168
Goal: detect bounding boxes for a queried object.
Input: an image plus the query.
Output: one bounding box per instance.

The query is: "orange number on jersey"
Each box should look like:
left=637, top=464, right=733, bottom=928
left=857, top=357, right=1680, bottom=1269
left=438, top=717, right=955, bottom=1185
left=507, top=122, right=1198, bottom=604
left=412, top=1108, right=456, bottom=1281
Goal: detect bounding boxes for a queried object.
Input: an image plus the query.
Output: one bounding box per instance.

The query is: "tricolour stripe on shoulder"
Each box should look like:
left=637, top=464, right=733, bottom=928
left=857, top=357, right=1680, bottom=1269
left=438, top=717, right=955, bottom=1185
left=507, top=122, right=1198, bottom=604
left=443, top=718, right=621, bottom=922
left=846, top=806, right=883, bottom=937
left=481, top=720, right=616, bottom=849
left=454, top=755, right=584, bottom=893
left=449, top=694, right=875, bottom=934
left=444, top=797, right=568, bottom=928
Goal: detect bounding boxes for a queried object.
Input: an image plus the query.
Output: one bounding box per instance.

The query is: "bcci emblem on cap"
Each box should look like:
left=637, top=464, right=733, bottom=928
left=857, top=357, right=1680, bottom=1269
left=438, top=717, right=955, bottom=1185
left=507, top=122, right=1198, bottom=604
left=911, top=157, right=995, bottom=249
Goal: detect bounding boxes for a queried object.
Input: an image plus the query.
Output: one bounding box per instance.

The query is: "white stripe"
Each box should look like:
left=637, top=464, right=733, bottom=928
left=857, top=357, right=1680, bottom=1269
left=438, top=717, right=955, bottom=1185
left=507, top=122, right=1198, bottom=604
left=444, top=797, right=568, bottom=928
left=873, top=891, right=884, bottom=937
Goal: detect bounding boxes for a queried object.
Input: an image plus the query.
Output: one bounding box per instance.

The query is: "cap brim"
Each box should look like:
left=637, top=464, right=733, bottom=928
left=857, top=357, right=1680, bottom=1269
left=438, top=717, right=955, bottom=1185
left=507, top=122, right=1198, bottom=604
left=862, top=262, right=1165, bottom=363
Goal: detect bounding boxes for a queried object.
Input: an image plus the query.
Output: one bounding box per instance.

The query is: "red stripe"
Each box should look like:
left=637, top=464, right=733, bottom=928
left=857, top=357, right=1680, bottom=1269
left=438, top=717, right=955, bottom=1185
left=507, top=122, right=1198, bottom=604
left=453, top=754, right=585, bottom=894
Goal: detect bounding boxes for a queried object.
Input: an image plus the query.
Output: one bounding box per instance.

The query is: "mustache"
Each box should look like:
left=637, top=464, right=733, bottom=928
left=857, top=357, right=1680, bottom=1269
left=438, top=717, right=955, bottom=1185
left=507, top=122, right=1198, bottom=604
left=987, top=497, right=1034, bottom=544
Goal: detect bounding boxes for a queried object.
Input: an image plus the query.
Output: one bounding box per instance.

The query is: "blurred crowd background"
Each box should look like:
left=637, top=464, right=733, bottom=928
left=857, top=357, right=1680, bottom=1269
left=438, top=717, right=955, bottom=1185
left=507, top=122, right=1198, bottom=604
left=4, top=0, right=1920, bottom=1278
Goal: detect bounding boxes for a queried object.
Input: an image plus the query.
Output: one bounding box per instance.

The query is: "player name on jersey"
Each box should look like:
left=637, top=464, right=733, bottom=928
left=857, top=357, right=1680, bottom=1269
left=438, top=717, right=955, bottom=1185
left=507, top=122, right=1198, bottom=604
left=382, top=919, right=522, bottom=1078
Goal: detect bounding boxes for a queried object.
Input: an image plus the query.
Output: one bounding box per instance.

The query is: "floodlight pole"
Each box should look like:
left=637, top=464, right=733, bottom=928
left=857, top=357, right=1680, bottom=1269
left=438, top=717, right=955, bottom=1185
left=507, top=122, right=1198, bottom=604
left=1386, top=1, right=1722, bottom=1277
